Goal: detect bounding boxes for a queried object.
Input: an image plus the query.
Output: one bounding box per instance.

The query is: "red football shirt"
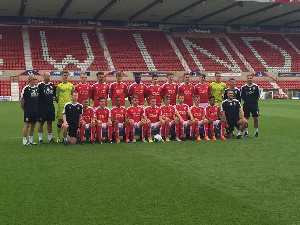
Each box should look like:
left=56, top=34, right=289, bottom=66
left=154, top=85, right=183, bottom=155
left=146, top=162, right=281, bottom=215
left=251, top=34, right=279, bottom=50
left=147, top=84, right=163, bottom=106
left=92, top=82, right=109, bottom=108
left=175, top=104, right=190, bottom=121
left=82, top=106, right=95, bottom=124
left=95, top=106, right=111, bottom=123
left=190, top=105, right=205, bottom=121
left=205, top=105, right=220, bottom=121
left=160, top=105, right=176, bottom=122
left=126, top=106, right=144, bottom=123
left=162, top=82, right=178, bottom=106
left=110, top=106, right=127, bottom=123
left=128, top=82, right=147, bottom=106
left=109, top=82, right=128, bottom=107
left=144, top=106, right=161, bottom=123
left=194, top=83, right=211, bottom=104
left=178, top=83, right=194, bottom=107
left=75, top=83, right=91, bottom=104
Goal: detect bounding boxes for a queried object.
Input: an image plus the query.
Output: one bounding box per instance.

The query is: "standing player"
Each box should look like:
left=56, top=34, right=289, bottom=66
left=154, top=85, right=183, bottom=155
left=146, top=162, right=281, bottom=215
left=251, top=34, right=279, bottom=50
left=37, top=72, right=56, bottom=144
left=56, top=71, right=74, bottom=142
left=62, top=91, right=83, bottom=146
left=160, top=95, right=177, bottom=142
left=95, top=97, right=113, bottom=144
left=21, top=75, right=39, bottom=146
left=240, top=74, right=260, bottom=138
left=205, top=96, right=226, bottom=141
left=221, top=90, right=248, bottom=139
left=190, top=95, right=206, bottom=141
left=91, top=72, right=109, bottom=108
left=147, top=74, right=163, bottom=107
left=210, top=72, right=226, bottom=107
left=223, top=78, right=241, bottom=102
left=175, top=94, right=193, bottom=141
left=74, top=72, right=91, bottom=104
left=125, top=96, right=145, bottom=143
left=178, top=73, right=194, bottom=107
left=128, top=74, right=147, bottom=106
left=194, top=73, right=211, bottom=108
left=109, top=72, right=128, bottom=107
left=80, top=98, right=96, bottom=145
left=111, top=97, right=127, bottom=144
left=162, top=73, right=178, bottom=106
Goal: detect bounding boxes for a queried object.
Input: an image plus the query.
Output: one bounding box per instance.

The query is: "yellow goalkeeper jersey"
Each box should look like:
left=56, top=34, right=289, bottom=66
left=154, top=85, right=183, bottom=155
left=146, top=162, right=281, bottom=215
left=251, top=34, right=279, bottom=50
left=56, top=82, right=74, bottom=106
left=210, top=82, right=227, bottom=107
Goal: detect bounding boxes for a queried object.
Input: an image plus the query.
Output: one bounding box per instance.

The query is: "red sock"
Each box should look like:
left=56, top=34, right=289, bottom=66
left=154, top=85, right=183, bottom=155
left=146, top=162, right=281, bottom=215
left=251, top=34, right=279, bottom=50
left=125, top=125, right=130, bottom=140
left=221, top=122, right=226, bottom=137
left=175, top=123, right=180, bottom=138
left=97, top=126, right=102, bottom=141
left=195, top=123, right=199, bottom=136
left=166, top=123, right=169, bottom=138
left=91, top=125, right=95, bottom=141
left=180, top=123, right=184, bottom=138
left=147, top=125, right=151, bottom=138
left=210, top=123, right=215, bottom=137
left=108, top=125, right=113, bottom=140
left=142, top=124, right=146, bottom=139
left=80, top=126, right=85, bottom=142
left=190, top=123, right=195, bottom=137
left=130, top=124, right=135, bottom=139
left=114, top=125, right=119, bottom=140
left=204, top=123, right=209, bottom=137
left=160, top=124, right=165, bottom=137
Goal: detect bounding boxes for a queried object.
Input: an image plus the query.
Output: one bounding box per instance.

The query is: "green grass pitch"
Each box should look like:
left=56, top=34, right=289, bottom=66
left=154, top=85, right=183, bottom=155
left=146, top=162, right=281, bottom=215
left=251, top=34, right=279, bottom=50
left=0, top=100, right=299, bottom=224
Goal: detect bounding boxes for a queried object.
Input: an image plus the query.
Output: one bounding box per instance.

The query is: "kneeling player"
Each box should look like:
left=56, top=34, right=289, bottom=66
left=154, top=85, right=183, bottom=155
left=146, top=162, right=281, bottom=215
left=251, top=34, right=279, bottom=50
left=95, top=97, right=113, bottom=144
left=160, top=95, right=177, bottom=142
left=175, top=94, right=193, bottom=141
left=221, top=90, right=248, bottom=139
left=205, top=96, right=226, bottom=141
left=62, top=91, right=83, bottom=145
left=80, top=98, right=96, bottom=144
left=125, top=95, right=145, bottom=143
left=190, top=95, right=207, bottom=141
left=111, top=97, right=127, bottom=143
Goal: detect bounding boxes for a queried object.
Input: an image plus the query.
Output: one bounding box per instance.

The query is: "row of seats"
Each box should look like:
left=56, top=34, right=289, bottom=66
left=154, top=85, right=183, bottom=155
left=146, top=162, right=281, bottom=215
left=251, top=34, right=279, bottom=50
left=0, top=80, right=11, bottom=96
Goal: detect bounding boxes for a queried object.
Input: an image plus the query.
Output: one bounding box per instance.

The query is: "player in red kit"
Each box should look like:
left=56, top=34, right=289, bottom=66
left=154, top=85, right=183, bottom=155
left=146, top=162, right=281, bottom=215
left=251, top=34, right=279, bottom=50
left=194, top=73, right=211, bottom=108
left=125, top=96, right=146, bottom=143
left=175, top=94, right=193, bottom=141
left=162, top=73, right=178, bottom=106
left=111, top=97, right=127, bottom=144
left=80, top=98, right=96, bottom=144
left=160, top=95, right=178, bottom=142
left=95, top=97, right=113, bottom=144
left=128, top=74, right=147, bottom=106
left=146, top=74, right=163, bottom=107
left=178, top=73, right=194, bottom=107
left=144, top=97, right=165, bottom=142
left=91, top=71, right=109, bottom=108
left=205, top=95, right=226, bottom=141
left=109, top=72, right=128, bottom=107
left=75, top=73, right=91, bottom=104
left=190, top=95, right=207, bottom=141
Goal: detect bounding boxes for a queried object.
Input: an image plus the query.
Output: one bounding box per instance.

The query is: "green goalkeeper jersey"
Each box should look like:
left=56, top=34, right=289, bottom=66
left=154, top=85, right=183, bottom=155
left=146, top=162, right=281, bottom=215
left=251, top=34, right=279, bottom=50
left=210, top=82, right=227, bottom=107
left=56, top=82, right=74, bottom=106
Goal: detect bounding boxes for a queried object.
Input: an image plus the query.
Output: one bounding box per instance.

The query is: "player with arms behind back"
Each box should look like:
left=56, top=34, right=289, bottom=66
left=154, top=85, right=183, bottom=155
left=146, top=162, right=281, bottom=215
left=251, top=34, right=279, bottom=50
left=147, top=74, right=163, bottom=107
left=210, top=72, right=226, bottom=107
left=109, top=72, right=127, bottom=107
left=178, top=73, right=194, bottom=107
left=194, top=73, right=211, bottom=108
left=74, top=73, right=91, bottom=104
left=162, top=73, right=178, bottom=106
left=91, top=72, right=109, bottom=108
left=128, top=74, right=147, bottom=106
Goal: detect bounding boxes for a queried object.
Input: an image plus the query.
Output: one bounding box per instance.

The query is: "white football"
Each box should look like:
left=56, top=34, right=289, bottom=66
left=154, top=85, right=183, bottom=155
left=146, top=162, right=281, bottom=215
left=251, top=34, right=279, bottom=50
left=154, top=134, right=162, bottom=142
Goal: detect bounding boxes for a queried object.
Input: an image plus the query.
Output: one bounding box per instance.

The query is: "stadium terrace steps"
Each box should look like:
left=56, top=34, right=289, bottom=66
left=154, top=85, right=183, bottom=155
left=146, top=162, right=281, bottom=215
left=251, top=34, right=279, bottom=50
left=22, top=26, right=33, bottom=70
left=96, top=29, right=115, bottom=71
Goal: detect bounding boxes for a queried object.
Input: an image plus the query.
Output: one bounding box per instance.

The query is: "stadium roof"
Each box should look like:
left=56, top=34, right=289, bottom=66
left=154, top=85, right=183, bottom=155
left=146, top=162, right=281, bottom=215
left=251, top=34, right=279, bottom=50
left=1, top=0, right=300, bottom=26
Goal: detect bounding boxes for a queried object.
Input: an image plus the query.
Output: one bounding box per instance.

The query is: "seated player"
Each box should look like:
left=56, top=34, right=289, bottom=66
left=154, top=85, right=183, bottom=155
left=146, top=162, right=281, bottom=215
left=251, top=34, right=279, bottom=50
left=144, top=97, right=165, bottom=142
left=160, top=95, right=177, bottom=142
left=221, top=90, right=248, bottom=139
left=175, top=94, right=194, bottom=141
left=80, top=98, right=96, bottom=145
left=190, top=95, right=207, bottom=141
left=205, top=96, right=226, bottom=141
left=125, top=95, right=146, bottom=143
left=95, top=97, right=113, bottom=144
left=111, top=97, right=127, bottom=144
left=62, top=91, right=83, bottom=145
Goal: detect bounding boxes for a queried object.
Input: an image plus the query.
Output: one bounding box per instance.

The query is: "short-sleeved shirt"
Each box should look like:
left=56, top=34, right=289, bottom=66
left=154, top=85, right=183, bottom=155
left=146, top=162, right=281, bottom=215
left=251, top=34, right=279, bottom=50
left=128, top=82, right=147, bottom=106
left=92, top=82, right=109, bottom=107
left=194, top=83, right=211, bottom=104
left=56, top=82, right=74, bottom=106
left=175, top=104, right=189, bottom=121
left=160, top=105, right=176, bottom=122
left=21, top=85, right=39, bottom=111
left=190, top=105, right=205, bottom=121
left=205, top=105, right=220, bottom=121
left=82, top=106, right=95, bottom=124
left=210, top=82, right=227, bottom=107
left=75, top=83, right=92, bottom=104
left=178, top=83, right=194, bottom=107
left=221, top=99, right=241, bottom=123
left=62, top=102, right=83, bottom=124
left=240, top=83, right=260, bottom=104
left=111, top=106, right=127, bottom=123
left=223, top=87, right=241, bottom=102
left=95, top=107, right=111, bottom=123
left=144, top=106, right=161, bottom=123
left=126, top=106, right=144, bottom=123
left=109, top=82, right=128, bottom=106
left=37, top=82, right=55, bottom=106
left=162, top=82, right=178, bottom=106
left=147, top=85, right=163, bottom=106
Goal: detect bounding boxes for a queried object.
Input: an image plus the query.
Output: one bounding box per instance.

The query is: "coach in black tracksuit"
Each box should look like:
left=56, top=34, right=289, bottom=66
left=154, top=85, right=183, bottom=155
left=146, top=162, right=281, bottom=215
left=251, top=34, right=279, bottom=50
left=240, top=74, right=260, bottom=138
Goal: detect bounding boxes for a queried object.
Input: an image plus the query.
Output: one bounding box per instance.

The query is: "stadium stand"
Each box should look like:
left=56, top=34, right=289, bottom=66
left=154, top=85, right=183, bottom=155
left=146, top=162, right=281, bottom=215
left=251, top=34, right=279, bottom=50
left=276, top=80, right=300, bottom=91
left=0, top=80, right=11, bottom=96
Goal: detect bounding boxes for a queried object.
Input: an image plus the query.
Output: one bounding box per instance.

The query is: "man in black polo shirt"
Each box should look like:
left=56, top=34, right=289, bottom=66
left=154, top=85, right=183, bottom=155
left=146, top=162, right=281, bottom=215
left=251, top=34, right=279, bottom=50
left=221, top=90, right=248, bottom=139
left=223, top=78, right=241, bottom=102
left=21, top=75, right=39, bottom=146
left=62, top=91, right=83, bottom=145
left=37, top=72, right=56, bottom=144
left=240, top=74, right=260, bottom=138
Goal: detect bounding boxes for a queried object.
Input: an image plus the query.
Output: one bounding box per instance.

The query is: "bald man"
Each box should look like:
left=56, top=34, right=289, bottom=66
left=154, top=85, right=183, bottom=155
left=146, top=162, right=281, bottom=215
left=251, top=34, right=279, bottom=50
left=37, top=72, right=56, bottom=144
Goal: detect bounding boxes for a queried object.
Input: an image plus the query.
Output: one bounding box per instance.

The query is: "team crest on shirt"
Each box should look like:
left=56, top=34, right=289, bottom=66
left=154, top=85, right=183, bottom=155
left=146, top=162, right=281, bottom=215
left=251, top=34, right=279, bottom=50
left=235, top=91, right=237, bottom=94
left=230, top=103, right=232, bottom=106
left=234, top=102, right=236, bottom=105
left=50, top=86, right=53, bottom=89
left=77, top=106, right=80, bottom=110
left=215, top=108, right=217, bottom=111
left=253, top=87, right=256, bottom=90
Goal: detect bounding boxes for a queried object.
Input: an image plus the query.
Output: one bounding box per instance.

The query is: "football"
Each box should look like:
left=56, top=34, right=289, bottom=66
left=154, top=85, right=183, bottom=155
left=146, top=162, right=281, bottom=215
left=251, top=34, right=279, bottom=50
left=154, top=134, right=162, bottom=142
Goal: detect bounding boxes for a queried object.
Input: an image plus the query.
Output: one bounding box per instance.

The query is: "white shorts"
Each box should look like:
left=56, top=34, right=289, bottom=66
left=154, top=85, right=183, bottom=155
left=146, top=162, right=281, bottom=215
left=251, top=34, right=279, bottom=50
left=183, top=121, right=189, bottom=128
left=197, top=120, right=204, bottom=127
left=85, top=123, right=91, bottom=130
left=134, top=122, right=142, bottom=129
left=118, top=123, right=124, bottom=130
left=101, top=123, right=108, bottom=129
left=213, top=120, right=220, bottom=128
left=151, top=122, right=159, bottom=129
left=199, top=103, right=209, bottom=108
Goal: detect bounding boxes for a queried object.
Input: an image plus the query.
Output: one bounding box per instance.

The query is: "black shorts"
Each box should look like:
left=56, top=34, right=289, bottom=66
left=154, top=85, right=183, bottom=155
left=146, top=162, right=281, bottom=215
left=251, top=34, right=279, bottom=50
left=68, top=123, right=78, bottom=138
left=24, top=109, right=38, bottom=123
left=243, top=103, right=259, bottom=118
left=227, top=120, right=240, bottom=133
left=39, top=105, right=55, bottom=122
